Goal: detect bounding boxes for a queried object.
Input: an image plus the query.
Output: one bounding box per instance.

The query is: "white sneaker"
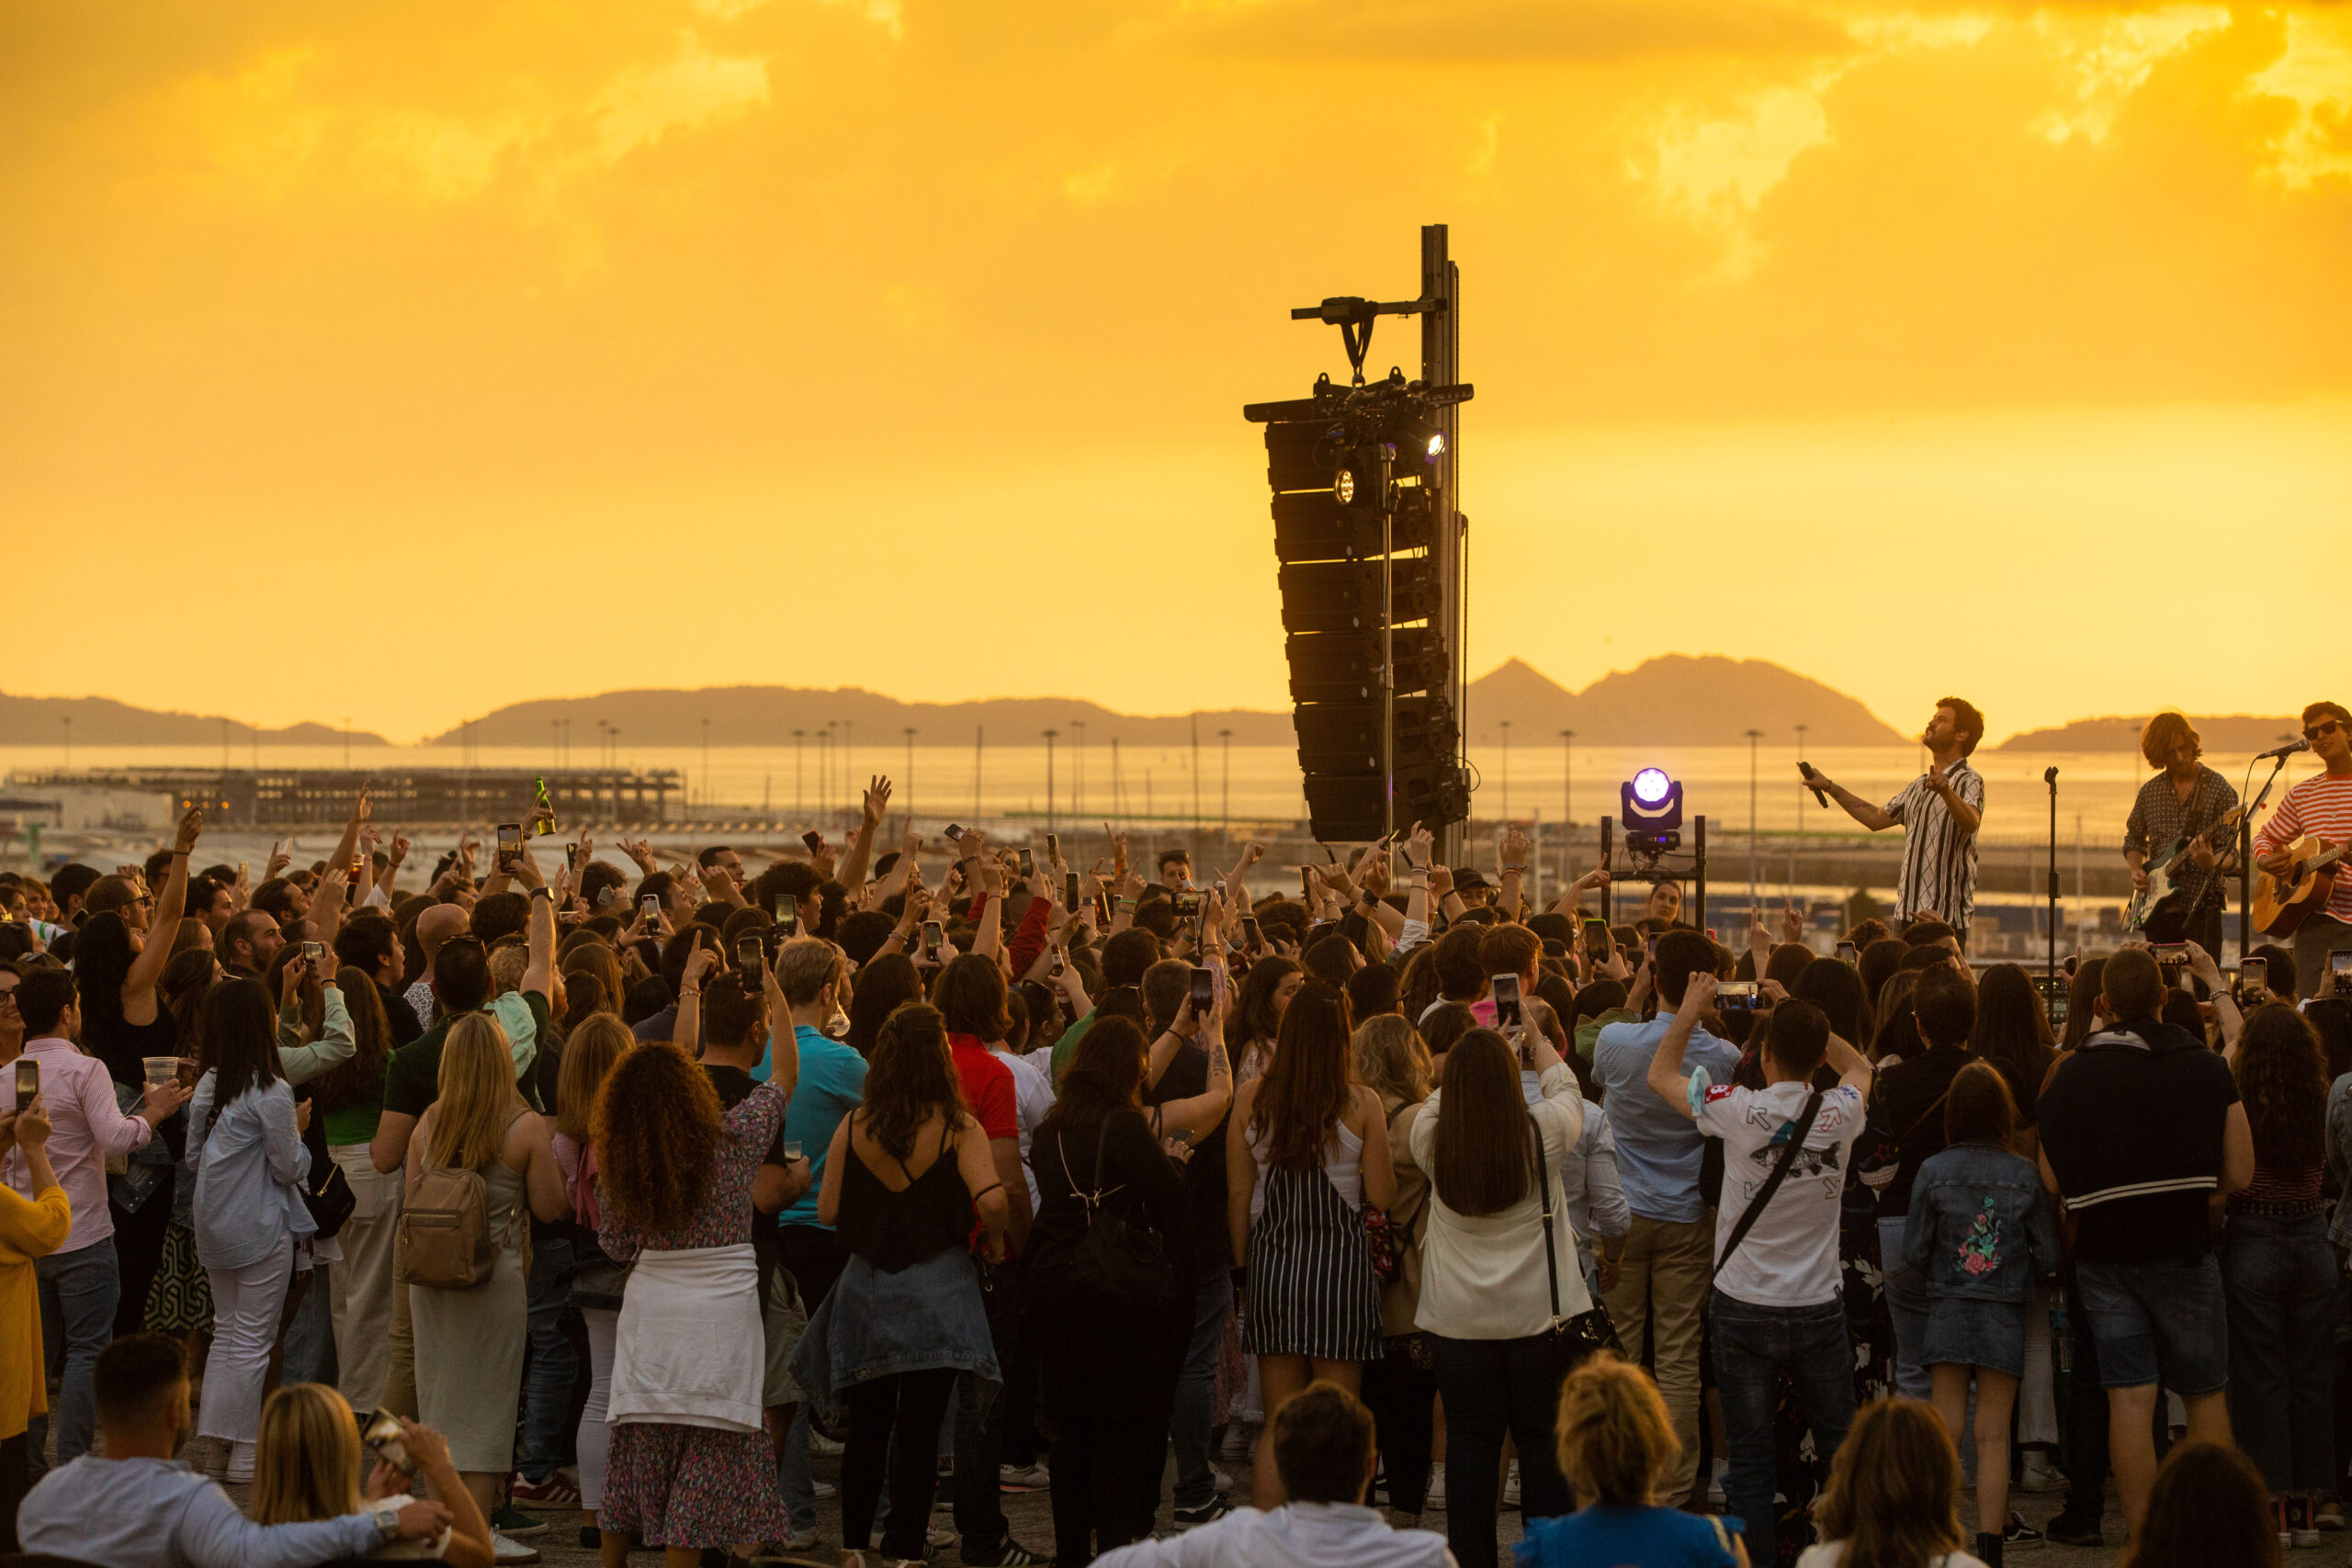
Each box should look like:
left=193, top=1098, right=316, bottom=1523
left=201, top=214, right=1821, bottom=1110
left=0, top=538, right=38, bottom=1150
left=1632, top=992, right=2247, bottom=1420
left=1425, top=1463, right=1447, bottom=1509
left=490, top=1531, right=542, bottom=1564
left=1217, top=1426, right=1253, bottom=1461
left=814, top=1479, right=839, bottom=1500
left=1212, top=1467, right=1234, bottom=1492
left=999, top=1461, right=1051, bottom=1489
left=811, top=1431, right=846, bottom=1457
left=1502, top=1461, right=1521, bottom=1508
left=1707, top=1461, right=1728, bottom=1507
left=2017, top=1454, right=2067, bottom=1494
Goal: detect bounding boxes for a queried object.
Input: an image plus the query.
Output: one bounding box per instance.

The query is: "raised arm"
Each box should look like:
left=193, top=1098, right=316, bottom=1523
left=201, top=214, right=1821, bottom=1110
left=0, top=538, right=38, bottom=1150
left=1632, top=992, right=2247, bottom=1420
left=126, top=806, right=205, bottom=1021
left=837, top=776, right=893, bottom=894
left=673, top=933, right=713, bottom=1052
left=1645, top=973, right=1719, bottom=1121
left=513, top=843, right=555, bottom=998
left=1812, top=771, right=1898, bottom=832
left=957, top=1117, right=1015, bottom=1259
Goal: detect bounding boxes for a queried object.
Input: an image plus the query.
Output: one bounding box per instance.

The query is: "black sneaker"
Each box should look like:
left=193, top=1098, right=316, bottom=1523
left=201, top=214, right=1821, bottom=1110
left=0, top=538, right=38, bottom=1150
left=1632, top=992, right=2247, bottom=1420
left=1172, top=1496, right=1234, bottom=1529
left=2043, top=1509, right=2101, bottom=1549
left=2003, top=1512, right=2046, bottom=1548
left=966, top=1542, right=1051, bottom=1566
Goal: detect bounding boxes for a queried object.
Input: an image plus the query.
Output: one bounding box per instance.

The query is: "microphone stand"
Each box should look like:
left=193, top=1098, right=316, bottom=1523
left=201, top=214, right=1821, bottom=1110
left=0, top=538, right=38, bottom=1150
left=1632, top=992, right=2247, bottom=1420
left=2045, top=767, right=2060, bottom=990
left=2240, top=751, right=2297, bottom=961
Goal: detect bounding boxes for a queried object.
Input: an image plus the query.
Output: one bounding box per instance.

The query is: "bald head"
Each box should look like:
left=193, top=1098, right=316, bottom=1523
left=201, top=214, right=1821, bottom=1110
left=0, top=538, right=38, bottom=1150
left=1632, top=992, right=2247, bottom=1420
left=415, top=904, right=469, bottom=965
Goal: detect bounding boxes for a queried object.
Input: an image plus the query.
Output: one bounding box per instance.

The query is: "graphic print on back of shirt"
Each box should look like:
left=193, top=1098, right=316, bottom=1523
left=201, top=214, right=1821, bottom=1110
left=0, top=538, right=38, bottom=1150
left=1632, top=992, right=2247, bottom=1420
left=1959, top=1196, right=2004, bottom=1277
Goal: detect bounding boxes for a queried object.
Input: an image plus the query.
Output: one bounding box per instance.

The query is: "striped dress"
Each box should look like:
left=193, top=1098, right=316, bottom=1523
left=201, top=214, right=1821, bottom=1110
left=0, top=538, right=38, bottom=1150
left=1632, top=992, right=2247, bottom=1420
left=1242, top=1120, right=1384, bottom=1361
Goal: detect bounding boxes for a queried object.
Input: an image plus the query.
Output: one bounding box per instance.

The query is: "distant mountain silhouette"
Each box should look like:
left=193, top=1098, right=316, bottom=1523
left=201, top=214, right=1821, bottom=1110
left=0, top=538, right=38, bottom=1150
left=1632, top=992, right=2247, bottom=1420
left=0, top=691, right=387, bottom=748
left=421, top=656, right=1907, bottom=750
left=1461, top=656, right=1908, bottom=746
left=1991, top=715, right=2303, bottom=753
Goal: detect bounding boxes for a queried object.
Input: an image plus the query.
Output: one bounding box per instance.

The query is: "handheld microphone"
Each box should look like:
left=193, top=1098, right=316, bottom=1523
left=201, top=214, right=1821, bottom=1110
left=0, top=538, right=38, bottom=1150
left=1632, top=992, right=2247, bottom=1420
left=2255, top=739, right=2312, bottom=761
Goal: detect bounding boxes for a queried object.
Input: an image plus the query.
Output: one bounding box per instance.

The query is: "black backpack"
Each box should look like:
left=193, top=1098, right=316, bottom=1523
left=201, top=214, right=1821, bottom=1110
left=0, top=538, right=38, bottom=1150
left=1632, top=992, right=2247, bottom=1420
left=1042, top=1115, right=1172, bottom=1310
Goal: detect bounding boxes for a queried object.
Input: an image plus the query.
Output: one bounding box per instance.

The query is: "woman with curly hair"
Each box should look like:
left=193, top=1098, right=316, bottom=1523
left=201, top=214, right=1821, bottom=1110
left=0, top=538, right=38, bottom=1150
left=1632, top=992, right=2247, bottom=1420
left=593, top=1023, right=797, bottom=1568
left=2223, top=1003, right=2335, bottom=1537
left=794, top=1002, right=1010, bottom=1568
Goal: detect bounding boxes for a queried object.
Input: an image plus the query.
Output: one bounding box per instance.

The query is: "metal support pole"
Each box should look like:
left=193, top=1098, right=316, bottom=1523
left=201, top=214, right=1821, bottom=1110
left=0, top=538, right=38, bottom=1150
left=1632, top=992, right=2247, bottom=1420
left=1378, top=441, right=1397, bottom=852
left=1421, top=223, right=1464, bottom=868
left=2046, top=768, right=2061, bottom=987
left=1693, top=815, right=1709, bottom=937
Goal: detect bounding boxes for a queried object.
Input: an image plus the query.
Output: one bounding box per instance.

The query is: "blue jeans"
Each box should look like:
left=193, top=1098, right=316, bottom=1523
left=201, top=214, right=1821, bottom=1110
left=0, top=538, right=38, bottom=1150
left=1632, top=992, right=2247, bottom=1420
left=280, top=1266, right=336, bottom=1388
left=2222, top=1212, right=2338, bottom=1494
left=1713, top=1291, right=1857, bottom=1568
left=30, top=1241, right=121, bottom=1475
left=1168, top=1269, right=1234, bottom=1509
left=2075, top=1254, right=2229, bottom=1394
left=519, top=1230, right=578, bottom=1483
left=1877, top=1215, right=1931, bottom=1401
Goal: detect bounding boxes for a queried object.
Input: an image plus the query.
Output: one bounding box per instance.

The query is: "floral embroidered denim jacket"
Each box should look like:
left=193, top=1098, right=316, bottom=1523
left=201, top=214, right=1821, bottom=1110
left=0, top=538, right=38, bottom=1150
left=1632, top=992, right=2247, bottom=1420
left=1901, top=1141, right=2060, bottom=1303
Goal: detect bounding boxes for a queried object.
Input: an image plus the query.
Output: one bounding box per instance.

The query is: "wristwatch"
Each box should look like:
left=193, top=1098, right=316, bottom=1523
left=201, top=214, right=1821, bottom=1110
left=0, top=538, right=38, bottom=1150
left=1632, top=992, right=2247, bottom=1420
left=529, top=886, right=554, bottom=901
left=372, top=1506, right=401, bottom=1541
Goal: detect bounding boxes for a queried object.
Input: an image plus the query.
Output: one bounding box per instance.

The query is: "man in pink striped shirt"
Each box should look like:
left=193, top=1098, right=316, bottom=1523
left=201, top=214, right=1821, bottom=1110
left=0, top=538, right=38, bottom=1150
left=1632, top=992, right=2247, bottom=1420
left=2254, top=700, right=2352, bottom=998
left=1, top=967, right=188, bottom=1473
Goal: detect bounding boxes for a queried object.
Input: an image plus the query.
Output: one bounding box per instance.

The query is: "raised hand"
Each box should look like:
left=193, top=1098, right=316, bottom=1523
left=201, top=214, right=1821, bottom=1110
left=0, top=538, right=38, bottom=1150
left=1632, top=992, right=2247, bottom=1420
left=266, top=840, right=293, bottom=881
left=1500, top=824, right=1532, bottom=869
left=174, top=805, right=204, bottom=855
left=861, top=776, right=893, bottom=832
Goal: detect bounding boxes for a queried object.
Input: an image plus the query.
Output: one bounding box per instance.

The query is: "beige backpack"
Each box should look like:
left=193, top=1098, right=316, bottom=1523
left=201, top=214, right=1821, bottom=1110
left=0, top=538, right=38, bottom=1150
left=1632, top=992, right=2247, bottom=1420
left=401, top=1111, right=526, bottom=1290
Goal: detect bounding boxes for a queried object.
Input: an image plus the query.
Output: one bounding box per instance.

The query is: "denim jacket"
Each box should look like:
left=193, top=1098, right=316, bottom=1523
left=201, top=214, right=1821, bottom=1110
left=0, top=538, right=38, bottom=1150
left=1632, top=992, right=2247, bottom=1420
left=1902, top=1142, right=2059, bottom=1303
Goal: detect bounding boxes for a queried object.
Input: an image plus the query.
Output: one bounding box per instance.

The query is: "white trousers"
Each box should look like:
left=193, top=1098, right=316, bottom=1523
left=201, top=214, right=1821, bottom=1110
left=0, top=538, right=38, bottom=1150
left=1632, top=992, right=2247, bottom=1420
left=199, top=1234, right=293, bottom=1471
left=579, top=1306, right=619, bottom=1508
left=327, top=1144, right=404, bottom=1413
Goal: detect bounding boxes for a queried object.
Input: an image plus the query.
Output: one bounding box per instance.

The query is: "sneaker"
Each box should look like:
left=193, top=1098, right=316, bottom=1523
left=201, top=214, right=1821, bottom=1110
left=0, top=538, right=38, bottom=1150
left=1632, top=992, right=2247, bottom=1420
left=2044, top=1509, right=2102, bottom=1549
left=967, top=1543, right=1050, bottom=1566
left=2003, top=1512, right=2044, bottom=1547
left=1502, top=1461, right=1521, bottom=1509
left=813, top=1480, right=838, bottom=1500
left=1706, top=1460, right=1728, bottom=1508
left=999, top=1462, right=1051, bottom=1491
left=778, top=1529, right=822, bottom=1552
left=511, top=1472, right=582, bottom=1509
left=1212, top=1468, right=1234, bottom=1492
left=1173, top=1496, right=1233, bottom=1529
left=1217, top=1426, right=1253, bottom=1461
left=493, top=1505, right=550, bottom=1538
left=490, top=1532, right=543, bottom=1564
left=2015, top=1454, right=2067, bottom=1494
left=1424, top=1463, right=1446, bottom=1510
left=810, top=1431, right=846, bottom=1457
left=927, top=1525, right=956, bottom=1549
left=2319, top=1500, right=2346, bottom=1531
left=2293, top=1530, right=2325, bottom=1549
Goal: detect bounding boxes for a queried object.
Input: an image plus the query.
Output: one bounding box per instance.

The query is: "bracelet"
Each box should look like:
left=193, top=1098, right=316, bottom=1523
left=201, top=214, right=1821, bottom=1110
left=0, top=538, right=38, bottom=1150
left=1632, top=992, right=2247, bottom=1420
left=1501, top=863, right=1524, bottom=874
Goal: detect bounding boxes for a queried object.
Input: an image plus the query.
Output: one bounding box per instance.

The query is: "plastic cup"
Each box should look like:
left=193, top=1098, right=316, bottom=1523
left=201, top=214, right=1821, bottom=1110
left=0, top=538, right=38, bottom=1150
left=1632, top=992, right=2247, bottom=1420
left=784, top=1141, right=804, bottom=1162
left=142, top=1057, right=179, bottom=1087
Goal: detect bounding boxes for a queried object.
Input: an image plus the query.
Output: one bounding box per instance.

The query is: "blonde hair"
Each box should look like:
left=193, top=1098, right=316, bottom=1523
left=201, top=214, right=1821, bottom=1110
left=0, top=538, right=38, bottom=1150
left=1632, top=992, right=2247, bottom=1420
left=1554, top=1352, right=1678, bottom=1507
left=489, top=943, right=528, bottom=998
left=1352, top=1012, right=1431, bottom=1107
left=558, top=1014, right=633, bottom=1144
left=2140, top=711, right=2200, bottom=771
left=251, top=1383, right=363, bottom=1525
left=425, top=1012, right=526, bottom=1173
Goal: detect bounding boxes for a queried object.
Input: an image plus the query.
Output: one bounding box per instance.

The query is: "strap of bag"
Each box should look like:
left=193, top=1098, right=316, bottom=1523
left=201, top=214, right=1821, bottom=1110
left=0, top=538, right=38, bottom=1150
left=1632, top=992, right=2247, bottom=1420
left=1712, top=1089, right=1825, bottom=1282
left=1531, top=1111, right=1565, bottom=1325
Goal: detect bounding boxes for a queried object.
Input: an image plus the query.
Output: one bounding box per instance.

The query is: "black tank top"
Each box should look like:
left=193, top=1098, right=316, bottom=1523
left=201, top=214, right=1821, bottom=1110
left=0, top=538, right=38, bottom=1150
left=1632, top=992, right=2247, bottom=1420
left=836, top=1120, right=973, bottom=1273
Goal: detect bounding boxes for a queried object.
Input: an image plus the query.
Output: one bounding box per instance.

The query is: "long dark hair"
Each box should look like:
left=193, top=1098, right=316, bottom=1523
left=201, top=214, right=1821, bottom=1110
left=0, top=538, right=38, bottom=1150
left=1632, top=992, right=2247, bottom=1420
left=1234, top=956, right=1303, bottom=1050
left=2063, top=958, right=2106, bottom=1051
left=162, top=948, right=217, bottom=1058
left=198, top=977, right=282, bottom=1141
left=2122, top=1441, right=2280, bottom=1568
left=2233, top=1004, right=2328, bottom=1173
left=1039, top=1016, right=1148, bottom=1143
left=1792, top=956, right=1871, bottom=1045
left=311, top=967, right=393, bottom=1116
left=846, top=953, right=923, bottom=1060
left=1430, top=1030, right=1532, bottom=1215
left=1971, top=963, right=2056, bottom=1101
left=74, top=910, right=135, bottom=1043
left=860, top=1003, right=968, bottom=1161
left=1248, top=981, right=1355, bottom=1172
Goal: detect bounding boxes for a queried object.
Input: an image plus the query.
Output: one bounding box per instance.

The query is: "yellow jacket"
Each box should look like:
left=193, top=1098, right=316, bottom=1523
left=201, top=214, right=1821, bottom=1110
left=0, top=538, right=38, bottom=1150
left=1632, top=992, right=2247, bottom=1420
left=0, top=1182, right=72, bottom=1440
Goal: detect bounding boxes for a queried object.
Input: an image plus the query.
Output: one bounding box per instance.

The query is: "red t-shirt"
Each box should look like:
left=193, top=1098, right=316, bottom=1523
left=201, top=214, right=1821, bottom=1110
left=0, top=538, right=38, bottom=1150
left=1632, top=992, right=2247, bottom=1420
left=950, top=1033, right=1020, bottom=1254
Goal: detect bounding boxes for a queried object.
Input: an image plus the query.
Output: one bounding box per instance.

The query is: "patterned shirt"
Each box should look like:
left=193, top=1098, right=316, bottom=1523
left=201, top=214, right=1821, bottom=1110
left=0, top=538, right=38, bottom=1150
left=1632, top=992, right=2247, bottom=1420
left=2253, top=771, right=2352, bottom=925
left=2123, top=764, right=2241, bottom=912
left=1883, top=760, right=1984, bottom=933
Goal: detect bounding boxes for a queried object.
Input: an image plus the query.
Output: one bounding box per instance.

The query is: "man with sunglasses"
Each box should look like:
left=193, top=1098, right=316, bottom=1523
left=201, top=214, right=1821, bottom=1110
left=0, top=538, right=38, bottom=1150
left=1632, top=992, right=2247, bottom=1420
left=2253, top=701, right=2352, bottom=998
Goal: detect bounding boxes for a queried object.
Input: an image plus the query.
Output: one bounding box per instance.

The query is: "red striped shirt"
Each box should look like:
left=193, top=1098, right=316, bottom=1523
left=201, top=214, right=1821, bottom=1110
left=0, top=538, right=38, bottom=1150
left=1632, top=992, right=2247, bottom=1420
left=2254, top=773, right=2352, bottom=923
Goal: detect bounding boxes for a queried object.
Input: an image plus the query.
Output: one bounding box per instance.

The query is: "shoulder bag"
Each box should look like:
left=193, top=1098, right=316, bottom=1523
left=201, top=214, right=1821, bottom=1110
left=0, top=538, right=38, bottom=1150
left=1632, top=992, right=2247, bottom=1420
left=1053, top=1114, right=1173, bottom=1310
left=1711, top=1089, right=1825, bottom=1281
left=1532, top=1108, right=1622, bottom=1366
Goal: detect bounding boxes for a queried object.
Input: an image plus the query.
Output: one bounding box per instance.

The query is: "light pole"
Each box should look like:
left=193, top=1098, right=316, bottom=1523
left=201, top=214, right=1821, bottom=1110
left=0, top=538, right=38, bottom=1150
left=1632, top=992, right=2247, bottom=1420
left=1559, top=729, right=1576, bottom=885
left=1218, top=728, right=1233, bottom=845
left=62, top=716, right=71, bottom=772
left=1745, top=728, right=1763, bottom=909
left=1793, top=723, right=1809, bottom=902
left=904, top=728, right=917, bottom=819
left=792, top=729, right=805, bottom=821
left=1499, top=720, right=1512, bottom=821
left=701, top=717, right=710, bottom=812
left=1071, top=721, right=1087, bottom=818
left=974, top=727, right=985, bottom=822
left=344, top=716, right=352, bottom=771
left=1044, top=729, right=1059, bottom=840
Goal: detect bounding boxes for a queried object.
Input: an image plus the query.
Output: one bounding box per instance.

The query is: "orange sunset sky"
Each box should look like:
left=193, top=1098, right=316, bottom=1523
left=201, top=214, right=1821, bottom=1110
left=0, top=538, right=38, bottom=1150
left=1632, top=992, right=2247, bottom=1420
left=4, top=1, right=2348, bottom=744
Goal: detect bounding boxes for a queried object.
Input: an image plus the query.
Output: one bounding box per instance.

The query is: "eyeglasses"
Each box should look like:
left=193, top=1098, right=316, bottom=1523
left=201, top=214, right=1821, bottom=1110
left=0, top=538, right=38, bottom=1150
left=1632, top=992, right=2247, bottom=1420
left=2306, top=720, right=2344, bottom=740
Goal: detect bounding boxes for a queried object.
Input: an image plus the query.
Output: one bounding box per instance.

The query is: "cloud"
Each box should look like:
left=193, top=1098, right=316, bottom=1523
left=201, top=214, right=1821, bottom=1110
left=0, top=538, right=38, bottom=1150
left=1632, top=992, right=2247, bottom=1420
left=2245, top=8, right=2352, bottom=187
left=1634, top=82, right=1836, bottom=277
left=1178, top=0, right=1852, bottom=62
left=2030, top=3, right=2230, bottom=144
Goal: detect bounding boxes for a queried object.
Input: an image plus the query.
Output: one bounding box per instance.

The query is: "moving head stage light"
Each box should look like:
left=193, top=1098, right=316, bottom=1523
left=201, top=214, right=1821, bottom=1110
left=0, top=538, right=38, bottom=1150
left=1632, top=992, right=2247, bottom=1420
left=1247, top=366, right=1474, bottom=843
left=1622, top=767, right=1683, bottom=855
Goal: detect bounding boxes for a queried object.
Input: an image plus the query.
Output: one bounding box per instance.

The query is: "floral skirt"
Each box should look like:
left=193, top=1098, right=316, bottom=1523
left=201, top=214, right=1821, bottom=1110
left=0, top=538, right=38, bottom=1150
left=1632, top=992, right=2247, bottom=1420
left=146, top=1221, right=214, bottom=1335
left=599, top=1420, right=792, bottom=1549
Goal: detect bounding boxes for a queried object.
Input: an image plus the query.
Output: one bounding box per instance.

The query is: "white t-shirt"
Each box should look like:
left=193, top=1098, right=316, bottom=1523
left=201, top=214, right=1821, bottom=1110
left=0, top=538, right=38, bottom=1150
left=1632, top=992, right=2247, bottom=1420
left=1695, top=1080, right=1865, bottom=1308
left=992, top=1046, right=1056, bottom=1213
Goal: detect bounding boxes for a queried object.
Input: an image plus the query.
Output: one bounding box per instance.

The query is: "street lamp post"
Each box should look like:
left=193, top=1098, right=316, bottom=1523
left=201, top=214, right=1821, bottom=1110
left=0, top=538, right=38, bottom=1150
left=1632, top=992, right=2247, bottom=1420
left=792, top=730, right=805, bottom=821
left=1071, top=721, right=1087, bottom=819
left=1745, top=728, right=1763, bottom=909
left=1218, top=728, right=1233, bottom=845
left=1044, top=729, right=1059, bottom=840
left=1498, top=720, right=1511, bottom=822
left=1559, top=729, right=1575, bottom=886
left=904, top=728, right=917, bottom=820
left=1793, top=723, right=1809, bottom=902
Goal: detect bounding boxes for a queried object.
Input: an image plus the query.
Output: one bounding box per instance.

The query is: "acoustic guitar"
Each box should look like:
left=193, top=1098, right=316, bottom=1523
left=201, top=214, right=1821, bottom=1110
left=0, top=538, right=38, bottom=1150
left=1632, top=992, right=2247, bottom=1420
left=2254, top=833, right=2350, bottom=938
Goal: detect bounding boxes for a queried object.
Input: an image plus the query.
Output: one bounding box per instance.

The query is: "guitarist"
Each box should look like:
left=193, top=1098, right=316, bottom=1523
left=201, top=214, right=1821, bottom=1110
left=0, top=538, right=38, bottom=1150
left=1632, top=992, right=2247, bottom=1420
left=2254, top=701, right=2352, bottom=997
left=2123, top=712, right=2239, bottom=953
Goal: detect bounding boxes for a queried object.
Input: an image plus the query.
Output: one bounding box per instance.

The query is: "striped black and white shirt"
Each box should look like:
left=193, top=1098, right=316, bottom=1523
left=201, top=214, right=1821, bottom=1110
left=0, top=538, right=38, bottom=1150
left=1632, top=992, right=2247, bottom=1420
left=1883, top=759, right=1984, bottom=932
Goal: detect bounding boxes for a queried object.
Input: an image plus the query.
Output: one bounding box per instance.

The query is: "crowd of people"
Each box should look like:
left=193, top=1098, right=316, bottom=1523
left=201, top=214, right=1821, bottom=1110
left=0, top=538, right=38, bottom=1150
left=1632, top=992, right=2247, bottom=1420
left=0, top=748, right=2348, bottom=1568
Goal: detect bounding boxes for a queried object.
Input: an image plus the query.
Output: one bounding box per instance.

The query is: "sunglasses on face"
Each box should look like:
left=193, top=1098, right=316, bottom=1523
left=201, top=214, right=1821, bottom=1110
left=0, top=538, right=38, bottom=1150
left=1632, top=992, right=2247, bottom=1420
left=2306, top=720, right=2344, bottom=740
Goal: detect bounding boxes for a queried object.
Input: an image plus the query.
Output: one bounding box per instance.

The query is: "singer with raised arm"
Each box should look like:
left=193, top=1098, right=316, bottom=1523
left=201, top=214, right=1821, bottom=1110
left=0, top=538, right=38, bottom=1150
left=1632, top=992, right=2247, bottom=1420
left=1804, top=698, right=1987, bottom=948
left=2252, top=701, right=2352, bottom=997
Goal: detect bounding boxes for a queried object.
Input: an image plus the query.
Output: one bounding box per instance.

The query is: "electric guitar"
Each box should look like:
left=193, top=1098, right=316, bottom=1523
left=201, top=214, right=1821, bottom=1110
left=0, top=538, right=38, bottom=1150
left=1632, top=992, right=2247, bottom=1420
left=2255, top=834, right=2351, bottom=938
left=2126, top=804, right=2247, bottom=936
